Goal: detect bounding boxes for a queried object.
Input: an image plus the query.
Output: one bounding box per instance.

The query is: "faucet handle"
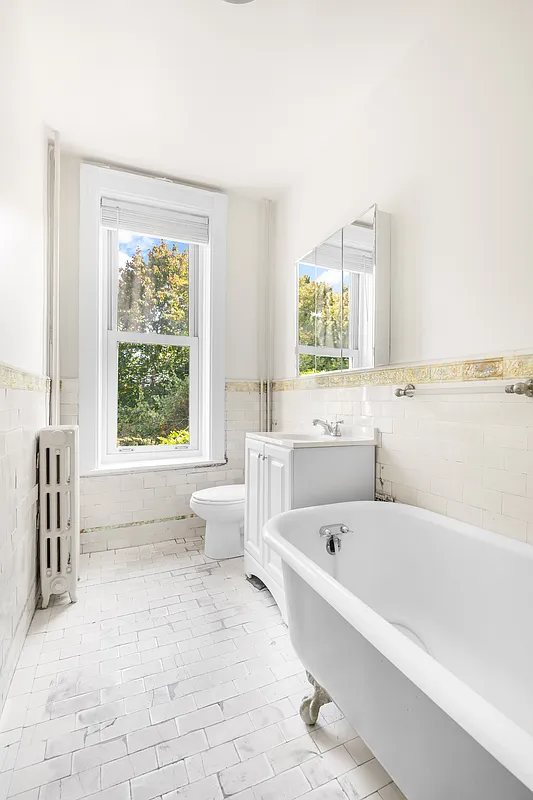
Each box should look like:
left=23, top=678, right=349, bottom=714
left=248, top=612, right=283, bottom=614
left=332, top=419, right=344, bottom=437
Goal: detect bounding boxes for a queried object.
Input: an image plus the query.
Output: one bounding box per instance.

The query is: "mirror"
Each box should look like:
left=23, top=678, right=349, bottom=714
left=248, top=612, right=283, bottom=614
left=297, top=204, right=390, bottom=376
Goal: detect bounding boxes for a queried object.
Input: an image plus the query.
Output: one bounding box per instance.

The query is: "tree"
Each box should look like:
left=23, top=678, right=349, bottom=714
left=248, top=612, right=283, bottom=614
left=298, top=274, right=349, bottom=374
left=116, top=240, right=191, bottom=447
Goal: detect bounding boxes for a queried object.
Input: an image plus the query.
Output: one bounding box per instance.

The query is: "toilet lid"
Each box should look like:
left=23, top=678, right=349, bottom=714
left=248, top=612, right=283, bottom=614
left=192, top=484, right=245, bottom=504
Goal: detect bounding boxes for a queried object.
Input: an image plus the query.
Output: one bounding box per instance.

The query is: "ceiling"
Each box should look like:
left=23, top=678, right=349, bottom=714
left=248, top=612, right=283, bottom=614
left=28, top=0, right=435, bottom=195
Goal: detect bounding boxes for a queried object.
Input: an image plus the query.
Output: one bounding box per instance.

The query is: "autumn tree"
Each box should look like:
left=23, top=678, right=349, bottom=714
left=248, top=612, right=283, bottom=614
left=298, top=273, right=349, bottom=374
left=117, top=241, right=190, bottom=446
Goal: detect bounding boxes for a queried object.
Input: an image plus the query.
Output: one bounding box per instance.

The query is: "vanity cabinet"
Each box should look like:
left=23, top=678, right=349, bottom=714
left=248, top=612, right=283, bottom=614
left=244, top=433, right=376, bottom=618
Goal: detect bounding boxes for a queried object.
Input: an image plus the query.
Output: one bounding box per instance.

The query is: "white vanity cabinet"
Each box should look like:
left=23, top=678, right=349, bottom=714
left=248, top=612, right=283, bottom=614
left=244, top=432, right=376, bottom=617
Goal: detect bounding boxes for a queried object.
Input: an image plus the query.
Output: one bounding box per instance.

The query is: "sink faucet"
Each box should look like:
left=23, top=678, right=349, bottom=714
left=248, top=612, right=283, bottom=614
left=312, top=418, right=344, bottom=437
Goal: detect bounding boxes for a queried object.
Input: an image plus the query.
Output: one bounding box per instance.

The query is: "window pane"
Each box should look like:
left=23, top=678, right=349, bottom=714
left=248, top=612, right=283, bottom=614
left=299, top=354, right=349, bottom=375
left=298, top=232, right=345, bottom=352
left=117, top=343, right=190, bottom=447
left=117, top=231, right=189, bottom=335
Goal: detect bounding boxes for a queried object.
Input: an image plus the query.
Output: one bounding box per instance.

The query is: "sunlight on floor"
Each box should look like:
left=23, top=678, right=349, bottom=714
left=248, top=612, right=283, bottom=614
left=0, top=536, right=403, bottom=800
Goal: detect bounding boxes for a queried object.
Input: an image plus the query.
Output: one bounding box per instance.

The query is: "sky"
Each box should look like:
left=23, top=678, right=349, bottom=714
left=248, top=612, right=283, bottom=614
left=118, top=231, right=188, bottom=271
left=298, top=262, right=343, bottom=291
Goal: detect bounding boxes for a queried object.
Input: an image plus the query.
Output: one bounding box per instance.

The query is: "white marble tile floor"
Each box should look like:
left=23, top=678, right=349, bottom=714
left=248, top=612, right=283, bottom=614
left=0, top=536, right=405, bottom=800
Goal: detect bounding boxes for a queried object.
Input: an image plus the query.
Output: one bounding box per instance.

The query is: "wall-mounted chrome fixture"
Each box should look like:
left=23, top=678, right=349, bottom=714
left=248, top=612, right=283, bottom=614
left=505, top=380, right=533, bottom=398
left=395, top=380, right=533, bottom=399
left=394, top=384, right=415, bottom=398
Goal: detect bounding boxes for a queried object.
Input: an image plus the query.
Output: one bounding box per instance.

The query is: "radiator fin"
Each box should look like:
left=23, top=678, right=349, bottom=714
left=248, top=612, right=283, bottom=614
left=38, top=426, right=80, bottom=608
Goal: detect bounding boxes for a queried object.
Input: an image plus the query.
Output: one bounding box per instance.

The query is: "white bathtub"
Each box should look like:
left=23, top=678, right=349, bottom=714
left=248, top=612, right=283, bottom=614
left=263, top=501, right=533, bottom=800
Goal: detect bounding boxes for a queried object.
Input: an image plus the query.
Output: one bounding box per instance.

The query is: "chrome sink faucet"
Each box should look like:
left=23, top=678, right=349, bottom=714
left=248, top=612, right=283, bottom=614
left=312, top=417, right=344, bottom=437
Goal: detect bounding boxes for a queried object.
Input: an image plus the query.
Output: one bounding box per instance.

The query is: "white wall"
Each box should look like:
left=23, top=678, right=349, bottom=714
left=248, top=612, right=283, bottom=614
left=59, top=154, right=263, bottom=381
left=273, top=0, right=533, bottom=378
left=0, top=3, right=46, bottom=375
left=0, top=1, right=48, bottom=715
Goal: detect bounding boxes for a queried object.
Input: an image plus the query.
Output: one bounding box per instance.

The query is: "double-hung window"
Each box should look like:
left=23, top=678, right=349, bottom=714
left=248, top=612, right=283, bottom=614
left=79, top=166, right=227, bottom=474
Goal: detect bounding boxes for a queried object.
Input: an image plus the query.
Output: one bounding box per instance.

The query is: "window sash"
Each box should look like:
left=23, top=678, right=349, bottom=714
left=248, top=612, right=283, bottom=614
left=297, top=344, right=360, bottom=359
left=102, top=225, right=199, bottom=461
left=105, top=332, right=199, bottom=459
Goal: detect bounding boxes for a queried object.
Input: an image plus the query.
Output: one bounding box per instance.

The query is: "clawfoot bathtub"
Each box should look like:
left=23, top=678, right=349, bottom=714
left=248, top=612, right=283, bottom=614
left=263, top=501, right=533, bottom=800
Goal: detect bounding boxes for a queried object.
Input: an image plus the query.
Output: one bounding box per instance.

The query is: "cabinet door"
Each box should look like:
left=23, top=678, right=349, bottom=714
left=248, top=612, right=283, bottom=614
left=244, top=438, right=264, bottom=563
left=263, top=444, right=292, bottom=587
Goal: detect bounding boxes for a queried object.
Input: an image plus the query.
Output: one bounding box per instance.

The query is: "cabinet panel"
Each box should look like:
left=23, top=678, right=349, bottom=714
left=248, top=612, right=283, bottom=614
left=244, top=438, right=264, bottom=563
left=263, top=445, right=292, bottom=588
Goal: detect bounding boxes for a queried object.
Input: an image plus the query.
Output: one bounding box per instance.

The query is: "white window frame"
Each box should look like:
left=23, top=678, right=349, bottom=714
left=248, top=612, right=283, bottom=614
left=296, top=258, right=365, bottom=372
left=79, top=164, right=227, bottom=475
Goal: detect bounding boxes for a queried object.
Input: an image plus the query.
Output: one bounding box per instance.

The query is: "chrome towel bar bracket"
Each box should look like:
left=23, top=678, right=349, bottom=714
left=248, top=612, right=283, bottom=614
left=394, top=379, right=533, bottom=399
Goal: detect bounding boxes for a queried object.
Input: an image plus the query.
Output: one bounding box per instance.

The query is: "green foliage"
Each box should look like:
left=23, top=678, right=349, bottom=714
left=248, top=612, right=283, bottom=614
left=118, top=241, right=189, bottom=335
left=158, top=429, right=190, bottom=445
left=298, top=273, right=350, bottom=375
left=116, top=240, right=190, bottom=447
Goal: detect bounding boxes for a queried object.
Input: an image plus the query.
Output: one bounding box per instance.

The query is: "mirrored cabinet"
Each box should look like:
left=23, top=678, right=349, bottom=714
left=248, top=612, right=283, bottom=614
left=296, top=204, right=390, bottom=376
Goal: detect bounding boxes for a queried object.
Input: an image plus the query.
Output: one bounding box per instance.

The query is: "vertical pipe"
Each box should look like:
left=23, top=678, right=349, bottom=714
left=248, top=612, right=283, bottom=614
left=258, top=198, right=274, bottom=433
left=264, top=199, right=274, bottom=432
left=47, top=131, right=61, bottom=425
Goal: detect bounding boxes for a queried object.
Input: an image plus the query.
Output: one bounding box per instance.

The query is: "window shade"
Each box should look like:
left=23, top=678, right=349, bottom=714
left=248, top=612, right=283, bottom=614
left=101, top=198, right=209, bottom=244
left=301, top=242, right=374, bottom=275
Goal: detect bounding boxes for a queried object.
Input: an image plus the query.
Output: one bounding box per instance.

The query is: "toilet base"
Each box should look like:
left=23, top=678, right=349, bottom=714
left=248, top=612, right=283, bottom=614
left=204, top=520, right=244, bottom=560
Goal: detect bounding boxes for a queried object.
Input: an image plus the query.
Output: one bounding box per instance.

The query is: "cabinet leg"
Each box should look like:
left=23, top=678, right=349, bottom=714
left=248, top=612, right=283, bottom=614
left=299, top=671, right=332, bottom=726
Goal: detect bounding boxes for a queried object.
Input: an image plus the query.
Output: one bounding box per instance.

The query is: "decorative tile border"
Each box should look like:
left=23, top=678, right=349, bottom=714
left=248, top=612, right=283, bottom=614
left=225, top=380, right=262, bottom=392
left=0, top=362, right=50, bottom=392
left=82, top=513, right=196, bottom=534
left=272, top=354, right=533, bottom=391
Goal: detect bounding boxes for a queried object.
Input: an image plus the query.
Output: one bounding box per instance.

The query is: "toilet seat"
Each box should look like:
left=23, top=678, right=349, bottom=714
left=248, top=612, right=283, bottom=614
left=191, top=484, right=245, bottom=506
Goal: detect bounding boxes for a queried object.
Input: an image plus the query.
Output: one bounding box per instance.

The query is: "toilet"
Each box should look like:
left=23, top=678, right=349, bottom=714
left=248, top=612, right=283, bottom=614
left=190, top=484, right=245, bottom=560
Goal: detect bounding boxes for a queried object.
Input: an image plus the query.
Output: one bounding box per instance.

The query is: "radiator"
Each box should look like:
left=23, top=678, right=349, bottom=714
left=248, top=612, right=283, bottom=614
left=38, top=426, right=80, bottom=608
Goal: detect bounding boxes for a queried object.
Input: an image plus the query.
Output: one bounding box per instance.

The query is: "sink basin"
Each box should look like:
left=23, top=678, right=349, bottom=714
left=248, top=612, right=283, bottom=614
left=246, top=430, right=377, bottom=448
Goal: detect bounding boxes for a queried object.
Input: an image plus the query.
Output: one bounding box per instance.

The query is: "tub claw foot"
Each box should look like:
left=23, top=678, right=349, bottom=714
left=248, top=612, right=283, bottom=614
left=299, top=672, right=332, bottom=726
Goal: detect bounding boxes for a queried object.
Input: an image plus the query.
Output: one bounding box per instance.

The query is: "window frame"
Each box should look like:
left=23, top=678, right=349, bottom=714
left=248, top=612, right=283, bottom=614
left=79, top=164, right=227, bottom=475
left=295, top=258, right=364, bottom=373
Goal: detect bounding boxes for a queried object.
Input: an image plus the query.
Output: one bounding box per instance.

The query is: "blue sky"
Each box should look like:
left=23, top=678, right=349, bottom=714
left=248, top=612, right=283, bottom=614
left=299, top=262, right=343, bottom=291
left=118, top=231, right=188, bottom=270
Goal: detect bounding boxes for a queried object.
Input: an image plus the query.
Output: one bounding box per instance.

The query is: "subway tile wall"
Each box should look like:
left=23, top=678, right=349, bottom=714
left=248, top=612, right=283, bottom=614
left=60, top=380, right=261, bottom=553
left=0, top=382, right=47, bottom=714
left=272, top=384, right=533, bottom=544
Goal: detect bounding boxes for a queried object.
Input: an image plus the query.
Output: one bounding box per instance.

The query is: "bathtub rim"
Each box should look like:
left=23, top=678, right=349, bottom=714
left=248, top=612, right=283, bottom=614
left=263, top=500, right=533, bottom=793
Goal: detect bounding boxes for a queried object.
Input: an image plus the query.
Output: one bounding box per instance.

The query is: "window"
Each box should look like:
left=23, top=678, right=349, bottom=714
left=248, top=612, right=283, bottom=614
left=296, top=210, right=382, bottom=376
left=79, top=166, right=227, bottom=473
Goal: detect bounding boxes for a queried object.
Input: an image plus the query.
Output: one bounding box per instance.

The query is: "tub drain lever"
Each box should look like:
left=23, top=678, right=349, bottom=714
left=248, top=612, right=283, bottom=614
left=319, top=523, right=352, bottom=554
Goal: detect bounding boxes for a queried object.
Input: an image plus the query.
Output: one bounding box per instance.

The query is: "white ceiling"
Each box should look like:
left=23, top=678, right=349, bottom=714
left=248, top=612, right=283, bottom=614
left=28, top=0, right=435, bottom=195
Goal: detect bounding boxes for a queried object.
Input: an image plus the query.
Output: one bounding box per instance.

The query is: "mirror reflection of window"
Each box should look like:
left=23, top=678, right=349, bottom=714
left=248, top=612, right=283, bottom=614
left=297, top=205, right=389, bottom=376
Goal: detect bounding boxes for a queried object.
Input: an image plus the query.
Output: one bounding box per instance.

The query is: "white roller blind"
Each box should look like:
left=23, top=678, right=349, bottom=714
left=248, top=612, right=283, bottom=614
left=301, top=242, right=374, bottom=275
left=101, top=198, right=209, bottom=244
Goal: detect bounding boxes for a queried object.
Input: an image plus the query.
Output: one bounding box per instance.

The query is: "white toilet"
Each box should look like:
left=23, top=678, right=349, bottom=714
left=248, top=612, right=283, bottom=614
left=190, top=484, right=245, bottom=560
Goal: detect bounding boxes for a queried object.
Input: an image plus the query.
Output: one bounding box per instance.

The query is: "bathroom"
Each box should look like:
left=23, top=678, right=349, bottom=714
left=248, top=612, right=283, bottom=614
left=1, top=0, right=533, bottom=798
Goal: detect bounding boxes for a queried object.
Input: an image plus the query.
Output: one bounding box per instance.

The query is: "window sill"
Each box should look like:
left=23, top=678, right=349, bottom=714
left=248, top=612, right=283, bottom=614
left=82, top=456, right=227, bottom=478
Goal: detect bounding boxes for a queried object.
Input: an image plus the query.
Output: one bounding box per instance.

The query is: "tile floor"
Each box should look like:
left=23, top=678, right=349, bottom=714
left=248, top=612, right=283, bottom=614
left=0, top=535, right=405, bottom=800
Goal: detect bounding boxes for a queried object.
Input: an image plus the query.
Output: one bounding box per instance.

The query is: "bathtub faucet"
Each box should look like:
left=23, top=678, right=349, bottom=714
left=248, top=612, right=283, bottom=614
left=319, top=523, right=352, bottom=555
left=312, top=418, right=344, bottom=437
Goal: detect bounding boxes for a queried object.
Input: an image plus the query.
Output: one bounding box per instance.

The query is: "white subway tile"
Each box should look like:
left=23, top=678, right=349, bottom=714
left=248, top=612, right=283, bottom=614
left=502, top=493, right=533, bottom=523
left=446, top=501, right=483, bottom=527
left=483, top=467, right=527, bottom=497
left=482, top=511, right=527, bottom=542
left=484, top=425, right=527, bottom=450
left=463, top=485, right=502, bottom=514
